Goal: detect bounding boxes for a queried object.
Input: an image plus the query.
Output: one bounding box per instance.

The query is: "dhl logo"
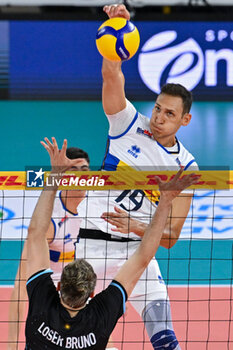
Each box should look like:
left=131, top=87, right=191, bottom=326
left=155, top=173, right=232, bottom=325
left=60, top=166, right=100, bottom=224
left=0, top=174, right=25, bottom=187
left=0, top=171, right=232, bottom=190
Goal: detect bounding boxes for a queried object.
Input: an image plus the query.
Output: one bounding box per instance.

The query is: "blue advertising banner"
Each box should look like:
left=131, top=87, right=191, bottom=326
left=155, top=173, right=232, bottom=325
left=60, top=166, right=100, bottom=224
left=9, top=21, right=103, bottom=99
left=3, top=20, right=233, bottom=100
left=0, top=21, right=9, bottom=99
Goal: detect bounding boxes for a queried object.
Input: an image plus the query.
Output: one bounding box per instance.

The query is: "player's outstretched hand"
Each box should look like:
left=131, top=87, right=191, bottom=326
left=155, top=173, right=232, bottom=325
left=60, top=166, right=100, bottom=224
left=101, top=206, right=145, bottom=236
left=103, top=4, right=130, bottom=20
left=156, top=167, right=199, bottom=203
left=41, top=137, right=84, bottom=175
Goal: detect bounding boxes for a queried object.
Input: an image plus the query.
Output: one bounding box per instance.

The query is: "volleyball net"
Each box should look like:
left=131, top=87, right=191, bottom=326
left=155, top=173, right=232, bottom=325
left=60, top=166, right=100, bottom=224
left=1, top=170, right=233, bottom=349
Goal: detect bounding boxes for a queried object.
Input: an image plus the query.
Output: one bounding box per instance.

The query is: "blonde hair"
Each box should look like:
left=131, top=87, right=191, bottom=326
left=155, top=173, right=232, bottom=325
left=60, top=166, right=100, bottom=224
left=60, top=259, right=97, bottom=308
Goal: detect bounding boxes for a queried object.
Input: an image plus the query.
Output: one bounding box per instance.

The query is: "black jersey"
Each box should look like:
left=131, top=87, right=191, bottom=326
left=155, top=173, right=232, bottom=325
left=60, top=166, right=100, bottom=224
left=25, top=269, right=127, bottom=350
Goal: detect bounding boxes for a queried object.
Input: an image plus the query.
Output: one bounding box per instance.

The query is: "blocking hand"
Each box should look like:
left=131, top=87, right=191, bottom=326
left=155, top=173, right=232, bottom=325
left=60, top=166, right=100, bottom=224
left=156, top=168, right=200, bottom=203
left=41, top=137, right=85, bottom=175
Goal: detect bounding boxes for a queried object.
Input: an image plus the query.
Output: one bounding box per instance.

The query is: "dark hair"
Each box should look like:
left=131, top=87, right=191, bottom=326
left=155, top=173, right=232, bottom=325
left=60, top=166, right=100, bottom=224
left=66, top=147, right=90, bottom=164
left=160, top=83, right=193, bottom=114
left=60, top=259, right=97, bottom=309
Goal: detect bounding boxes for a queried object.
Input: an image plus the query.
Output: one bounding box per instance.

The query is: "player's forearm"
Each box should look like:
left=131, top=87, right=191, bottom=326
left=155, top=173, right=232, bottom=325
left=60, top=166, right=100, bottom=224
left=7, top=339, right=18, bottom=350
left=102, top=59, right=125, bottom=96
left=116, top=197, right=173, bottom=294
left=160, top=231, right=180, bottom=249
left=138, top=197, right=172, bottom=263
left=102, top=58, right=126, bottom=115
left=8, top=300, right=24, bottom=349
left=28, top=177, right=58, bottom=238
left=8, top=298, right=20, bottom=349
left=133, top=216, right=180, bottom=246
left=131, top=221, right=147, bottom=237
left=159, top=194, right=192, bottom=249
left=102, top=57, right=123, bottom=78
left=8, top=283, right=27, bottom=348
left=160, top=218, right=180, bottom=249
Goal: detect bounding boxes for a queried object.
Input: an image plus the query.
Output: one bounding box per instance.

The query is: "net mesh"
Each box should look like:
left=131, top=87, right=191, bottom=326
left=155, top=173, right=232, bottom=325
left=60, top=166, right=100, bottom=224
left=1, top=188, right=233, bottom=349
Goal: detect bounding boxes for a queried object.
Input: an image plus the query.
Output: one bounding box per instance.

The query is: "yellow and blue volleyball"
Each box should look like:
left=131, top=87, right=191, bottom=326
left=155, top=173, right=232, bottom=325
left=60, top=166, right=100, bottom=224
left=96, top=17, right=140, bottom=62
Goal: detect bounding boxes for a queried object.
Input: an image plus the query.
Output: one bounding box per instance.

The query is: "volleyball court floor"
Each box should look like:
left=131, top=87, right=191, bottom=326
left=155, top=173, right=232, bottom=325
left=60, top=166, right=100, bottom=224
left=1, top=285, right=232, bottom=349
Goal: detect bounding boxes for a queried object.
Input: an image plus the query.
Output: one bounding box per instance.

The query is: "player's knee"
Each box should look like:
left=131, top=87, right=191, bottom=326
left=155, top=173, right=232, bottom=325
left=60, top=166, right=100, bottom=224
left=151, top=329, right=179, bottom=349
left=142, top=299, right=173, bottom=331
left=142, top=300, right=180, bottom=350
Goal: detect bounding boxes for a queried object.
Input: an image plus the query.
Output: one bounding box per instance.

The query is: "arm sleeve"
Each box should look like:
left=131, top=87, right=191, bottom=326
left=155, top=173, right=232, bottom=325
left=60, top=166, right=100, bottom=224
left=106, top=99, right=137, bottom=137
left=185, top=161, right=199, bottom=171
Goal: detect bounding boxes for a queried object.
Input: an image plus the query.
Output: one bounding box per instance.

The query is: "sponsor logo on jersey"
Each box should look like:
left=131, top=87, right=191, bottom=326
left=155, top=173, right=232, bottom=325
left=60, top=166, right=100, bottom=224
left=58, top=216, right=68, bottom=227
left=136, top=127, right=153, bottom=139
left=64, top=233, right=73, bottom=244
left=175, top=157, right=182, bottom=167
left=127, top=145, right=141, bottom=159
left=27, top=168, right=44, bottom=187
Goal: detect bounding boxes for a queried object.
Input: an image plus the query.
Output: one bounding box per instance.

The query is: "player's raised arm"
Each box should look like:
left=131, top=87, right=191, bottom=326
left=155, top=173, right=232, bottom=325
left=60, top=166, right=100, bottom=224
left=102, top=5, right=130, bottom=115
left=26, top=138, right=83, bottom=280
left=114, top=169, right=199, bottom=297
left=8, top=225, right=55, bottom=350
left=160, top=192, right=193, bottom=248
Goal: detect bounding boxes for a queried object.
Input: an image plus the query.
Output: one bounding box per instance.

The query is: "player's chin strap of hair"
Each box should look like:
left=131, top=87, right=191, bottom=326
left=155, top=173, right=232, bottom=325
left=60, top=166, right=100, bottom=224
left=142, top=300, right=181, bottom=350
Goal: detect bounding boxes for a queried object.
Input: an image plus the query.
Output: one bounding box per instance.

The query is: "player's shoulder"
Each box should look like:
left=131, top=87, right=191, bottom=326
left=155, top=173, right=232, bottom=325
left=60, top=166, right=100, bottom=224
left=178, top=140, right=199, bottom=170
left=106, top=99, right=149, bottom=124
left=27, top=269, right=53, bottom=286
left=105, top=99, right=136, bottom=119
left=106, top=99, right=150, bottom=138
left=138, top=111, right=151, bottom=129
left=178, top=140, right=195, bottom=158
left=90, top=280, right=127, bottom=309
left=26, top=269, right=55, bottom=298
left=87, top=280, right=127, bottom=330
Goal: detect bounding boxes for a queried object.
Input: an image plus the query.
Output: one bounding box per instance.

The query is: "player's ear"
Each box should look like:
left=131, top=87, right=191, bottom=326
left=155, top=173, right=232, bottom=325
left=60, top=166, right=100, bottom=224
left=181, top=113, right=192, bottom=126
left=90, top=291, right=94, bottom=298
left=57, top=281, right=61, bottom=291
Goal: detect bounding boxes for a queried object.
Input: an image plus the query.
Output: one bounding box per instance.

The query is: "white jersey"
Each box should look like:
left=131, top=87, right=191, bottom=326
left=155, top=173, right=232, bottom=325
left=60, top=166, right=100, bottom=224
left=49, top=191, right=82, bottom=282
left=79, top=100, right=198, bottom=239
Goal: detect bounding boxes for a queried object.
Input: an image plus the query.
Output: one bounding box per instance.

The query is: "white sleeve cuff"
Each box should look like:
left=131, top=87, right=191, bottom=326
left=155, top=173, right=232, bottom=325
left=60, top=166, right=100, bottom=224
left=106, top=99, right=137, bottom=137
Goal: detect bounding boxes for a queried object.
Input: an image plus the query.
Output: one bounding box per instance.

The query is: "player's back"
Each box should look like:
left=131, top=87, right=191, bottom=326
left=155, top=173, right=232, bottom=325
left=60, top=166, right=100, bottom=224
left=26, top=270, right=126, bottom=350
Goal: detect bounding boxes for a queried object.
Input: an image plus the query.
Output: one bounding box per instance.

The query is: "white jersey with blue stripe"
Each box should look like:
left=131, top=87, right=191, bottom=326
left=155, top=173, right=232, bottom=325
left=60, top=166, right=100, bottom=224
left=102, top=99, right=197, bottom=172
left=79, top=100, right=198, bottom=239
left=49, top=192, right=82, bottom=282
